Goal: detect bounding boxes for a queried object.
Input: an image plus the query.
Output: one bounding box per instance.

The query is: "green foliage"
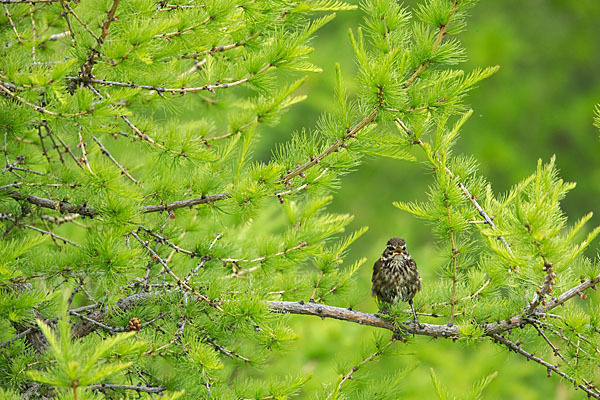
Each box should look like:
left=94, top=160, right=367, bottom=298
left=27, top=292, right=141, bottom=399
left=430, top=368, right=497, bottom=400
left=1, top=0, right=600, bottom=399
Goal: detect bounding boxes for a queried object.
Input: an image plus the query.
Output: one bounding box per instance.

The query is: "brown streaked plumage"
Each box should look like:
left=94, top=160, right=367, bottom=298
left=371, top=237, right=422, bottom=324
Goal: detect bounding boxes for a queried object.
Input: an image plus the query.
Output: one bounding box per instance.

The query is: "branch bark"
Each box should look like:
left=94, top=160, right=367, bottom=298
left=267, top=273, right=600, bottom=338
left=3, top=190, right=229, bottom=217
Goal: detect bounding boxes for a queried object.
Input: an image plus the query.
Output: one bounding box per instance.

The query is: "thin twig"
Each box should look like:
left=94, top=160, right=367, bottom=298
left=59, top=0, right=76, bottom=45
left=184, top=233, right=222, bottom=283
left=526, top=234, right=557, bottom=314
left=3, top=4, right=22, bottom=42
left=227, top=241, right=308, bottom=277
left=527, top=318, right=568, bottom=364
left=0, top=0, right=60, bottom=3
left=0, top=83, right=92, bottom=117
left=79, top=0, right=121, bottom=78
left=130, top=231, right=223, bottom=311
left=394, top=116, right=514, bottom=254
left=73, top=63, right=273, bottom=94
left=445, top=196, right=459, bottom=326
left=0, top=327, right=36, bottom=349
left=138, top=225, right=198, bottom=257
left=139, top=312, right=169, bottom=329
left=22, top=223, right=79, bottom=246
left=490, top=334, right=600, bottom=399
left=69, top=310, right=126, bottom=333
left=77, top=125, right=92, bottom=173
left=140, top=193, right=230, bottom=213
left=403, top=1, right=458, bottom=88
left=61, top=2, right=99, bottom=41
left=41, top=122, right=65, bottom=164
left=84, top=85, right=169, bottom=153
left=29, top=2, right=37, bottom=61
left=87, top=383, right=167, bottom=394
left=92, top=136, right=138, bottom=183
left=204, top=336, right=251, bottom=362
left=51, top=130, right=84, bottom=169
left=326, top=339, right=393, bottom=400
left=280, top=109, right=377, bottom=182
left=153, top=16, right=211, bottom=39
left=274, top=167, right=330, bottom=199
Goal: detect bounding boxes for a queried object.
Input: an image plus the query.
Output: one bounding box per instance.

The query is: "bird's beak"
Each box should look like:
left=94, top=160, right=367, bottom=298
left=393, top=248, right=404, bottom=254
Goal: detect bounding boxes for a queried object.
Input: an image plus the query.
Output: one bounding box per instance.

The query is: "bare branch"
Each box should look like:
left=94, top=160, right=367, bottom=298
left=22, top=223, right=79, bottom=247
left=2, top=190, right=229, bottom=217
left=3, top=4, right=22, bottom=43
left=267, top=273, right=600, bottom=338
left=5, top=191, right=98, bottom=217
left=79, top=0, right=121, bottom=78
left=87, top=383, right=167, bottom=394
left=0, top=327, right=36, bottom=349
left=69, top=310, right=126, bottom=333
left=140, top=193, right=230, bottom=213
left=395, top=115, right=514, bottom=254
left=490, top=333, right=600, bottom=399
left=544, top=275, right=600, bottom=310
left=77, top=64, right=272, bottom=94
left=0, top=83, right=92, bottom=117
left=92, top=136, right=139, bottom=184
left=204, top=336, right=251, bottom=363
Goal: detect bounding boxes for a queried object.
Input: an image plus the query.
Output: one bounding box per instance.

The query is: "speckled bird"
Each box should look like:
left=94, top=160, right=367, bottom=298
left=371, top=237, right=422, bottom=324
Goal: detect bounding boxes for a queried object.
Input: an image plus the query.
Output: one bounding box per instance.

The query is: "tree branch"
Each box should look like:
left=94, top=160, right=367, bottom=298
left=87, top=383, right=167, bottom=394
left=267, top=272, right=600, bottom=338
left=490, top=333, right=600, bottom=399
left=402, top=1, right=458, bottom=88
left=140, top=193, right=230, bottom=213
left=2, top=190, right=229, bottom=217
left=279, top=109, right=377, bottom=182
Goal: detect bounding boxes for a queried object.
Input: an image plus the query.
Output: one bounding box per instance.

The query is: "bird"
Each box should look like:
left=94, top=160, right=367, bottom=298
left=371, top=237, right=422, bottom=325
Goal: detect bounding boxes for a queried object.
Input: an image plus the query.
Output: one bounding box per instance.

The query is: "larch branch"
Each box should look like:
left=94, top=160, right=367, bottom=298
left=280, top=109, right=377, bottom=182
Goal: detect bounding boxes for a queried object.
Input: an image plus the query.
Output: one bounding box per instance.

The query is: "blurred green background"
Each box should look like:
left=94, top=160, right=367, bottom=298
left=257, top=1, right=600, bottom=398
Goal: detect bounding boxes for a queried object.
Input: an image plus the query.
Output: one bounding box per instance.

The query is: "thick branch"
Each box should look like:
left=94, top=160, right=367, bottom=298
left=6, top=191, right=98, bottom=217
left=267, top=300, right=458, bottom=338
left=267, top=274, right=600, bottom=338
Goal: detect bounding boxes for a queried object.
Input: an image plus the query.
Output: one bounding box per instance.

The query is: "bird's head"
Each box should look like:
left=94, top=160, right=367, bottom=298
left=386, top=237, right=407, bottom=255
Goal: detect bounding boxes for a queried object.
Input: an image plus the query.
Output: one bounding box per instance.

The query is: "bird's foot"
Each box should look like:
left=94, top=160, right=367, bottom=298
left=392, top=330, right=408, bottom=343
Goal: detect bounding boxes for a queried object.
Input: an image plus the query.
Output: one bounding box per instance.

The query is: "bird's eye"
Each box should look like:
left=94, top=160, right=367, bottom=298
left=402, top=246, right=406, bottom=250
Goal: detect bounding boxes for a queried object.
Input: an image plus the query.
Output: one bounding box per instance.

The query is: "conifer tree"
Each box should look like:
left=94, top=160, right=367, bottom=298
left=1, top=0, right=599, bottom=399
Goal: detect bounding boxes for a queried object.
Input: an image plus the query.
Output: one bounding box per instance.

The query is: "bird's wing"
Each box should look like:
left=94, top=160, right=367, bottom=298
left=407, top=257, right=422, bottom=291
left=372, top=258, right=382, bottom=282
